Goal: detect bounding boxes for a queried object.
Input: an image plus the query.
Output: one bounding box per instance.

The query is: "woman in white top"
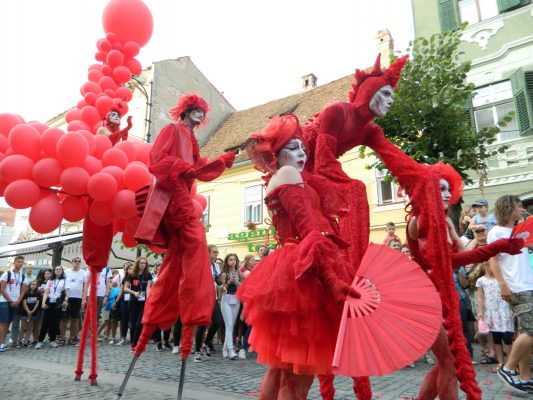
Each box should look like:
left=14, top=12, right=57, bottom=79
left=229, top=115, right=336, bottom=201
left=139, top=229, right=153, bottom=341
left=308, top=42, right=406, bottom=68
left=36, top=266, right=66, bottom=349
left=220, top=253, right=241, bottom=359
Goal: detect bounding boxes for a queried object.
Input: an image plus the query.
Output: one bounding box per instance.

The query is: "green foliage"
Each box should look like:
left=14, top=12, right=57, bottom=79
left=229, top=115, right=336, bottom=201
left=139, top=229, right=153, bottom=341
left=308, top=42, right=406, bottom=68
left=115, top=239, right=165, bottom=261
left=370, top=23, right=508, bottom=187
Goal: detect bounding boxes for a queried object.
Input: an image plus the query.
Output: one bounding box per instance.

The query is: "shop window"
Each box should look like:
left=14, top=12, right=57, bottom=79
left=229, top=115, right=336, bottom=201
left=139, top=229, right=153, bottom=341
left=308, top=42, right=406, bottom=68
left=244, top=185, right=263, bottom=225
left=472, top=81, right=519, bottom=141
left=376, top=169, right=404, bottom=205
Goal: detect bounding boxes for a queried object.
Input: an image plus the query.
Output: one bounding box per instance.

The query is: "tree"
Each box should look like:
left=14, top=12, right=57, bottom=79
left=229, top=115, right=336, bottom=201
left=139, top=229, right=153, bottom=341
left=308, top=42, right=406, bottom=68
left=369, top=23, right=510, bottom=187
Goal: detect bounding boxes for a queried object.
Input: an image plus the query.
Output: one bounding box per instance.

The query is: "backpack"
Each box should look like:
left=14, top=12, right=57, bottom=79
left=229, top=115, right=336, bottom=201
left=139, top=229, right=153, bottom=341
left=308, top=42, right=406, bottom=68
left=6, top=270, right=25, bottom=288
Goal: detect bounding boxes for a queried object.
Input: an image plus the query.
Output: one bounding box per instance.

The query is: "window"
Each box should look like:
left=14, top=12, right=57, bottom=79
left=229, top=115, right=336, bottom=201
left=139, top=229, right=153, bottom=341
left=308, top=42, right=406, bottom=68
left=472, top=81, right=519, bottom=141
left=200, top=195, right=210, bottom=231
left=458, top=0, right=498, bottom=24
left=376, top=169, right=404, bottom=205
left=244, top=185, right=263, bottom=225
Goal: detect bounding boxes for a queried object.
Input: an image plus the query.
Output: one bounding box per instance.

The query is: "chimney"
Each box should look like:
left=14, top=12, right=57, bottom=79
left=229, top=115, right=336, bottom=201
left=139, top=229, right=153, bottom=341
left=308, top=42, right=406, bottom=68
left=301, top=73, right=317, bottom=92
left=376, top=29, right=394, bottom=68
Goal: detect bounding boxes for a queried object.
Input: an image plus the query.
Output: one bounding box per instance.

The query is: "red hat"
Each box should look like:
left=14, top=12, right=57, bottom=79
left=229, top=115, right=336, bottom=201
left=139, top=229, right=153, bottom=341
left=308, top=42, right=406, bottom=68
left=168, top=93, right=210, bottom=122
left=430, top=162, right=463, bottom=206
left=349, top=54, right=408, bottom=110
left=246, top=115, right=304, bottom=173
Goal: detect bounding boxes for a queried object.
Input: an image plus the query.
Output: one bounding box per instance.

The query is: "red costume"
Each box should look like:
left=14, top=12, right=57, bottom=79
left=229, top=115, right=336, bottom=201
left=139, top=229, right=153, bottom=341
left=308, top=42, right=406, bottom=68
left=97, top=100, right=132, bottom=145
left=237, top=115, right=358, bottom=399
left=133, top=93, right=235, bottom=356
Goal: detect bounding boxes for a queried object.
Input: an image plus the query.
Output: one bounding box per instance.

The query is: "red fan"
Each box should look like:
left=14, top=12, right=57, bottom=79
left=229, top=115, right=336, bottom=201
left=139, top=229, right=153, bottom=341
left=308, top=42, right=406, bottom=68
left=512, top=216, right=533, bottom=246
left=333, top=243, right=442, bottom=377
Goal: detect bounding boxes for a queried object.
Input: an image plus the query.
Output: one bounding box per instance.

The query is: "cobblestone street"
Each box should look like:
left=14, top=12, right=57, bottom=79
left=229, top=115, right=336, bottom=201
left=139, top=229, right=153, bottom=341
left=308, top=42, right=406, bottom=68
left=0, top=342, right=528, bottom=399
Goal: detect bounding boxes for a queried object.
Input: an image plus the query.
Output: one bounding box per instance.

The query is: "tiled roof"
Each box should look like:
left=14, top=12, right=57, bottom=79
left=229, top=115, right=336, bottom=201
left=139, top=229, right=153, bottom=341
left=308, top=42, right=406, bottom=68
left=201, top=74, right=354, bottom=160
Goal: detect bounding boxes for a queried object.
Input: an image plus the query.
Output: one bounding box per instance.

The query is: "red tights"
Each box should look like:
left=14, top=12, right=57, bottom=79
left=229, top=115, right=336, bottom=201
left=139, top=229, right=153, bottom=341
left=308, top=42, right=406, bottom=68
left=259, top=368, right=314, bottom=400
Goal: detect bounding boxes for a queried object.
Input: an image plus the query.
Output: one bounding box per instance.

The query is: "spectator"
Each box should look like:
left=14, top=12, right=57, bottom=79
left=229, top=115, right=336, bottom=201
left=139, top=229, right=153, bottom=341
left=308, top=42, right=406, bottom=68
left=100, top=278, right=121, bottom=344
left=35, top=268, right=52, bottom=342
left=236, top=254, right=257, bottom=359
left=124, top=257, right=152, bottom=352
left=383, top=222, right=401, bottom=246
left=24, top=265, right=35, bottom=285
left=84, top=265, right=112, bottom=328
left=491, top=195, right=533, bottom=393
left=455, top=266, right=476, bottom=363
left=387, top=238, right=402, bottom=251
left=470, top=199, right=496, bottom=232
left=172, top=318, right=182, bottom=354
left=220, top=253, right=241, bottom=360
left=194, top=245, right=223, bottom=362
left=267, top=247, right=276, bottom=256
left=19, top=280, right=41, bottom=347
left=0, top=255, right=28, bottom=351
left=257, top=245, right=269, bottom=260
left=400, top=245, right=411, bottom=258
left=115, top=262, right=132, bottom=346
left=37, top=265, right=66, bottom=349
left=152, top=265, right=171, bottom=352
left=476, top=262, right=513, bottom=369
left=61, top=257, right=86, bottom=345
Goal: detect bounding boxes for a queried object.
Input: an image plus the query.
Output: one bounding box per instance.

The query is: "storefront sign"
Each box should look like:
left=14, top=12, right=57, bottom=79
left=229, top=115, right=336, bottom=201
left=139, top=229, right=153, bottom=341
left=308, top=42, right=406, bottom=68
left=227, top=226, right=275, bottom=243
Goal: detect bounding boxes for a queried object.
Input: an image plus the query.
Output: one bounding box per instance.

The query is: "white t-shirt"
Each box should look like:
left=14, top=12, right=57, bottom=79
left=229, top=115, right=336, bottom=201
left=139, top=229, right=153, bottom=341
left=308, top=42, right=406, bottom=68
left=86, top=268, right=112, bottom=297
left=65, top=269, right=87, bottom=299
left=487, top=225, right=533, bottom=293
left=47, top=279, right=66, bottom=303
left=0, top=269, right=27, bottom=303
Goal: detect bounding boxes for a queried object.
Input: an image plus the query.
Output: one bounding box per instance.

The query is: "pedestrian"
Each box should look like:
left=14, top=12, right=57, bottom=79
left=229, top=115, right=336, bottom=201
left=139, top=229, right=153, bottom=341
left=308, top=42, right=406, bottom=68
left=124, top=257, right=152, bottom=351
left=105, top=279, right=121, bottom=344
left=220, top=253, right=240, bottom=359
left=470, top=199, right=497, bottom=232
left=115, top=262, right=132, bottom=346
left=383, top=222, right=401, bottom=245
left=84, top=265, right=112, bottom=327
left=0, top=255, right=28, bottom=351
left=61, top=257, right=87, bottom=345
left=19, top=280, right=42, bottom=347
left=34, top=268, right=52, bottom=343
left=37, top=265, right=66, bottom=349
left=236, top=254, right=256, bottom=359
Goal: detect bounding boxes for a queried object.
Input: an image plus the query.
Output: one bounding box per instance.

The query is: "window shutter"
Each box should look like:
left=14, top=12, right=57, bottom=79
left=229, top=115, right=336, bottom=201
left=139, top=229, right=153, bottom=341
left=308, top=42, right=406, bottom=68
left=510, top=68, right=533, bottom=134
left=497, top=0, right=528, bottom=12
left=438, top=0, right=460, bottom=32
left=464, top=95, right=475, bottom=132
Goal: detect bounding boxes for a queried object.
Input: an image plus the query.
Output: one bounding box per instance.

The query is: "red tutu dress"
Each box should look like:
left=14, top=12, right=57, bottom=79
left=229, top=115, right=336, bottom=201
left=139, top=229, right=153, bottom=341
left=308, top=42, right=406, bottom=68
left=237, top=175, right=352, bottom=376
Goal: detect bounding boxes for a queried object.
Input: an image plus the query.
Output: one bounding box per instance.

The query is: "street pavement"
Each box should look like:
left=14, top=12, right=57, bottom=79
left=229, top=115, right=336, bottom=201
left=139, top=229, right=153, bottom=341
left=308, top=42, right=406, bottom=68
left=0, top=341, right=529, bottom=399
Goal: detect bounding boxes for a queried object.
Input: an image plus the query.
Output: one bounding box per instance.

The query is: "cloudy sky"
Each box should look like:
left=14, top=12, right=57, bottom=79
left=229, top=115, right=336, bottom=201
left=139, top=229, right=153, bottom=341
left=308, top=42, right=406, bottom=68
left=0, top=0, right=415, bottom=122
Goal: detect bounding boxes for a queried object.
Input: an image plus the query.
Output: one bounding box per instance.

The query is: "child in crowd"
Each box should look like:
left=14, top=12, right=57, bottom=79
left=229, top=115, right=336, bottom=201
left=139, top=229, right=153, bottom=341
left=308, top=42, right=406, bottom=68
left=20, top=280, right=41, bottom=347
left=470, top=199, right=496, bottom=232
left=98, top=278, right=121, bottom=342
left=383, top=222, right=401, bottom=246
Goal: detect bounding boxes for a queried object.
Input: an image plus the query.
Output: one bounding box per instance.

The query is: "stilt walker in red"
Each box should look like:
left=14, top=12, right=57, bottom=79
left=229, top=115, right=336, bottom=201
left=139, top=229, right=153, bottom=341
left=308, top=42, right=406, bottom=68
left=115, top=93, right=235, bottom=398
left=96, top=99, right=133, bottom=145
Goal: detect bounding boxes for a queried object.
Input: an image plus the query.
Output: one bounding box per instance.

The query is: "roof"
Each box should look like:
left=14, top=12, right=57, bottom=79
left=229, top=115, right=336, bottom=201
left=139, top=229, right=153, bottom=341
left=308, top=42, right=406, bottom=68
left=201, top=74, right=354, bottom=160
left=0, top=232, right=83, bottom=258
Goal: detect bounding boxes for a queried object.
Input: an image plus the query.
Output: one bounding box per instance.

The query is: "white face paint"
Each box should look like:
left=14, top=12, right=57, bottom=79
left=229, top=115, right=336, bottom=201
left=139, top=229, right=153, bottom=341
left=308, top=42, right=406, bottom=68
left=277, top=138, right=307, bottom=172
left=108, top=111, right=120, bottom=124
left=369, top=85, right=394, bottom=118
left=189, top=109, right=205, bottom=124
left=439, top=178, right=451, bottom=210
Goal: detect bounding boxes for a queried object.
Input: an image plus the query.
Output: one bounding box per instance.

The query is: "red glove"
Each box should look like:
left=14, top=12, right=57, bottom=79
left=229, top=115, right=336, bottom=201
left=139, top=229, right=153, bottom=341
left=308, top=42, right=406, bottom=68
left=451, top=238, right=524, bottom=269
left=221, top=151, right=236, bottom=168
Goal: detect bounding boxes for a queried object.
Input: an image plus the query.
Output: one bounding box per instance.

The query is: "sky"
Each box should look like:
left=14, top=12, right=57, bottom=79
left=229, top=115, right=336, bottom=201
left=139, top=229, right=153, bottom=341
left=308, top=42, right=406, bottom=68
left=0, top=0, right=415, bottom=123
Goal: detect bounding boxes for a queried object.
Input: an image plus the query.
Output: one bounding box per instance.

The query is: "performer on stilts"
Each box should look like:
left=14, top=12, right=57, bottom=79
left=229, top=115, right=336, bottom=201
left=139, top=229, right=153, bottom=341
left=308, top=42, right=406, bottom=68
left=96, top=99, right=133, bottom=145
left=237, top=114, right=361, bottom=400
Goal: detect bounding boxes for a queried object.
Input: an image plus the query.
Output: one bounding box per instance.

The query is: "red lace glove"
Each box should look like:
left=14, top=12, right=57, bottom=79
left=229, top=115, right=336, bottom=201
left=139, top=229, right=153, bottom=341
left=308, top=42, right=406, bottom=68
left=451, top=238, right=524, bottom=269
left=221, top=151, right=236, bottom=168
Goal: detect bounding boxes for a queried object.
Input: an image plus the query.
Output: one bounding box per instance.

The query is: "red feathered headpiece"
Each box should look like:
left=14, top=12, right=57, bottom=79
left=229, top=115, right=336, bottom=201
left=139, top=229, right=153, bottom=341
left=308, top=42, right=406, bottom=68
left=246, top=115, right=304, bottom=173
left=430, top=162, right=463, bottom=206
left=109, top=99, right=128, bottom=117
left=349, top=54, right=408, bottom=110
left=168, top=93, right=210, bottom=123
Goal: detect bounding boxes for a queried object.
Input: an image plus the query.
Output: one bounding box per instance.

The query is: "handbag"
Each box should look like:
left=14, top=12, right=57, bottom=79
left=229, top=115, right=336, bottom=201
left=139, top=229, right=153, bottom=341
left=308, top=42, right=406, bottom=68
left=477, top=319, right=490, bottom=336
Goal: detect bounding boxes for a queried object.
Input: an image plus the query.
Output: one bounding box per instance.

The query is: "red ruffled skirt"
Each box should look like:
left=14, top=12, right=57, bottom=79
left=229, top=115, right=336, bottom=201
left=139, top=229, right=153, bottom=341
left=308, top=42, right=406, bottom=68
left=237, top=242, right=342, bottom=375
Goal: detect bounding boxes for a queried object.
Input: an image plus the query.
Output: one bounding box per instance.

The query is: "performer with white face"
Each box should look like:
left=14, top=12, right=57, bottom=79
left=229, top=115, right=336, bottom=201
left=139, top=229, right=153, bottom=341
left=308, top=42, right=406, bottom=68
left=277, top=138, right=307, bottom=172
left=439, top=178, right=451, bottom=211
left=369, top=85, right=394, bottom=118
left=188, top=109, right=205, bottom=125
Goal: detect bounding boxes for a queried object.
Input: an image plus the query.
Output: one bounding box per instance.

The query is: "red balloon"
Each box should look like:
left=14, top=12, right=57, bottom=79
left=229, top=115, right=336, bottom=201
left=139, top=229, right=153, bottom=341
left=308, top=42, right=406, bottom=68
left=123, top=163, right=151, bottom=191
left=106, top=50, right=124, bottom=68
left=116, top=86, right=133, bottom=102
left=95, top=96, right=113, bottom=116
left=124, top=58, right=142, bottom=75
left=0, top=113, right=25, bottom=136
left=41, top=128, right=65, bottom=158
left=121, top=230, right=137, bottom=248
left=102, top=0, right=153, bottom=47
left=4, top=179, right=40, bottom=209
left=123, top=41, right=140, bottom=58
left=60, top=167, right=89, bottom=195
left=95, top=51, right=106, bottom=62
left=0, top=135, right=9, bottom=153
left=67, top=120, right=91, bottom=132
left=194, top=193, right=207, bottom=210
left=113, top=66, right=131, bottom=84
left=65, top=109, right=82, bottom=123
left=93, top=134, right=112, bottom=158
left=77, top=99, right=87, bottom=109
left=82, top=81, right=102, bottom=95
left=102, top=148, right=128, bottom=169
left=192, top=199, right=203, bottom=218
left=115, top=141, right=136, bottom=161
left=83, top=155, right=103, bottom=175
left=133, top=142, right=151, bottom=164
left=0, top=154, right=34, bottom=182
left=102, top=65, right=113, bottom=76
left=88, top=69, right=103, bottom=83
left=101, top=165, right=125, bottom=190
left=62, top=196, right=89, bottom=222
left=106, top=32, right=117, bottom=43
left=88, top=64, right=102, bottom=71
left=97, top=38, right=112, bottom=52
left=99, top=76, right=116, bottom=91
left=29, top=122, right=48, bottom=134
left=56, top=133, right=89, bottom=167
left=88, top=172, right=118, bottom=201
left=112, top=189, right=137, bottom=219
left=112, top=42, right=124, bottom=51
left=93, top=121, right=104, bottom=133
left=33, top=158, right=62, bottom=187
left=77, top=130, right=96, bottom=154
left=89, top=200, right=114, bottom=226
left=9, top=124, right=41, bottom=160
left=81, top=105, right=100, bottom=127
left=29, top=194, right=63, bottom=234
left=0, top=179, right=7, bottom=196
left=84, top=92, right=97, bottom=105
left=114, top=218, right=126, bottom=234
